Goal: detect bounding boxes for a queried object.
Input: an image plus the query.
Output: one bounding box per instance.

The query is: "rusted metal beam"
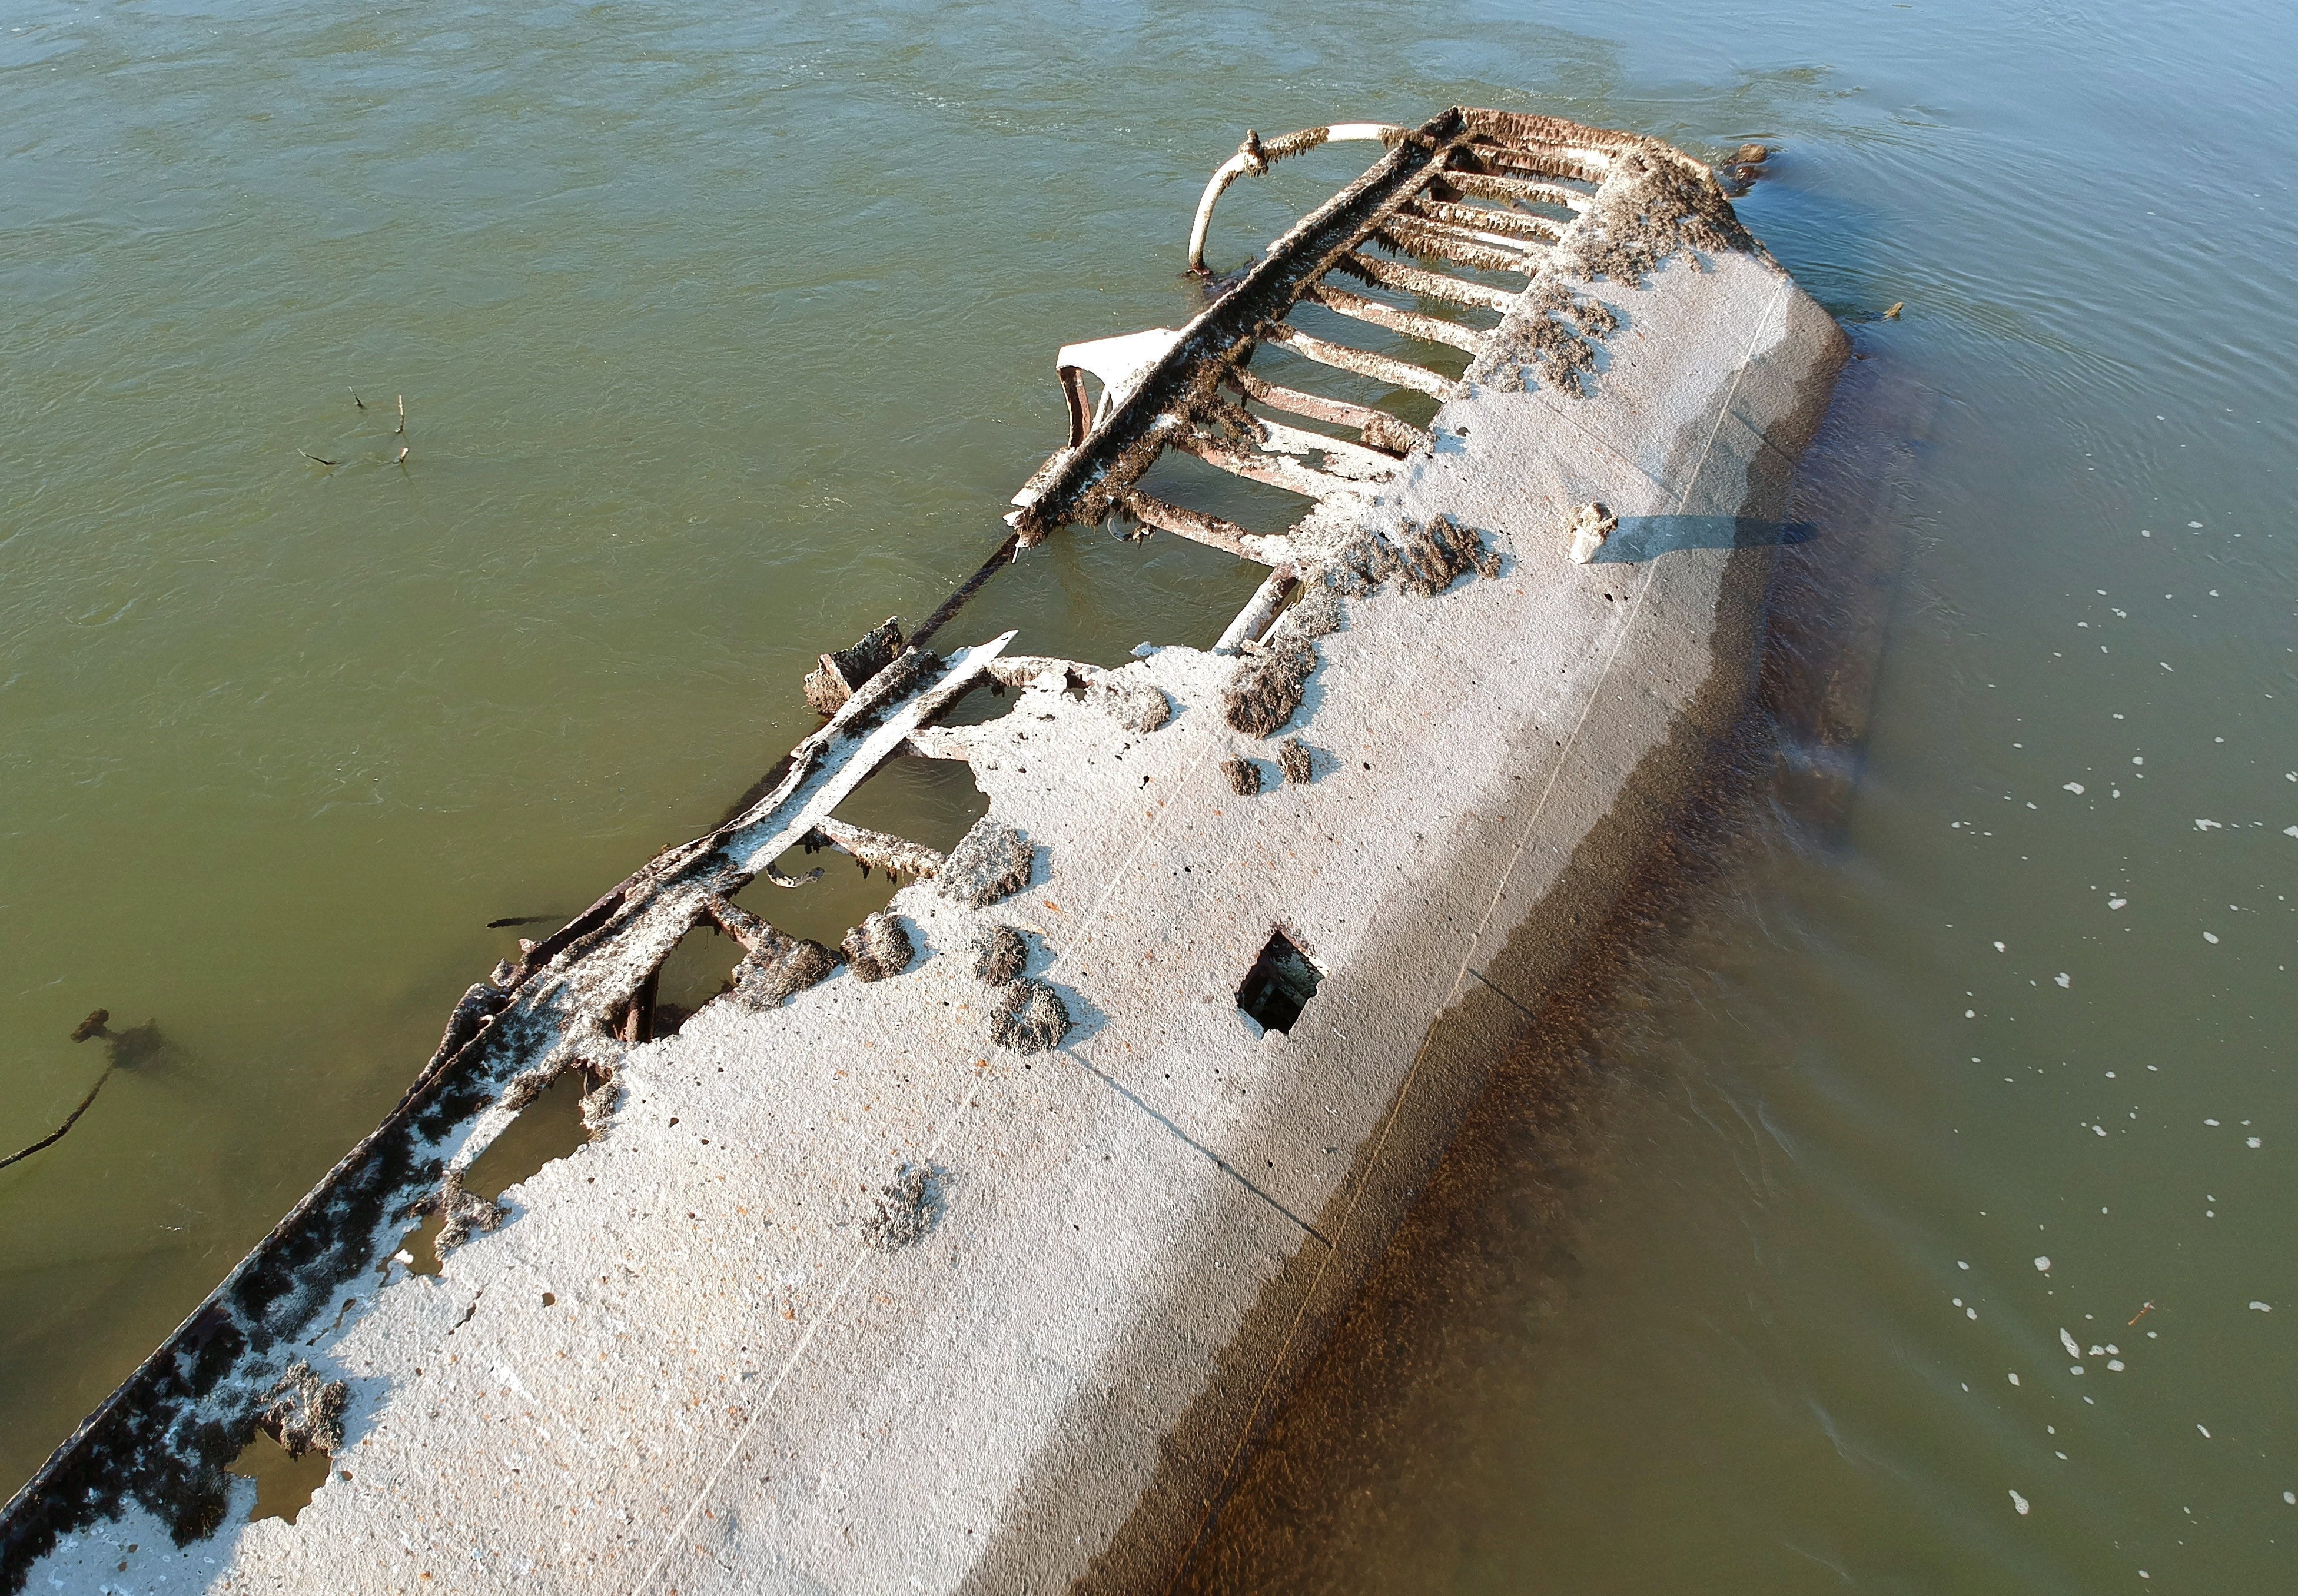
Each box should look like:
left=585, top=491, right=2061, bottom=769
left=1117, top=489, right=1256, bottom=556
left=1228, top=368, right=1389, bottom=430
left=1334, top=251, right=1517, bottom=311
left=1407, top=197, right=1564, bottom=242
left=1213, top=565, right=1298, bottom=654
left=1375, top=215, right=1539, bottom=275
left=910, top=531, right=1021, bottom=650
left=1303, top=283, right=1486, bottom=353
left=1264, top=324, right=1456, bottom=400
left=1224, top=370, right=1430, bottom=459
left=1247, top=417, right=1406, bottom=481
left=1167, top=430, right=1369, bottom=501
left=1007, top=108, right=1466, bottom=545
left=805, top=817, right=946, bottom=881
left=1441, top=169, right=1589, bottom=209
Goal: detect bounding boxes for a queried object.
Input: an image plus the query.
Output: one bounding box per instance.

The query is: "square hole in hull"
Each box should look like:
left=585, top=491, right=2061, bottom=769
left=1237, top=930, right=1321, bottom=1033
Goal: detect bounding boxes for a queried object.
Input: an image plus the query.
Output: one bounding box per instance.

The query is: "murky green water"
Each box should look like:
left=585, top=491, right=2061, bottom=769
left=5, top=0, right=2292, bottom=1587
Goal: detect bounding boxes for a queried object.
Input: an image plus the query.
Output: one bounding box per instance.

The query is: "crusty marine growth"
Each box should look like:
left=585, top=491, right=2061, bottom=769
left=990, top=979, right=1071, bottom=1055
left=937, top=819, right=1035, bottom=907
left=839, top=912, right=913, bottom=982
left=432, top=1168, right=505, bottom=1253
left=1277, top=737, right=1313, bottom=785
left=579, top=1065, right=619, bottom=1142
left=257, top=1362, right=348, bottom=1460
left=860, top=1164, right=942, bottom=1252
left=1489, top=280, right=1621, bottom=397
left=1221, top=590, right=1342, bottom=737
left=732, top=932, right=838, bottom=1010
left=1222, top=520, right=1499, bottom=739
left=1473, top=139, right=1764, bottom=398
left=1221, top=756, right=1264, bottom=797
left=971, top=924, right=1028, bottom=987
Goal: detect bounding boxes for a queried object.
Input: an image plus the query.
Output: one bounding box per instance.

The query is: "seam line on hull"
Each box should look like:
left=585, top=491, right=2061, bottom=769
left=1168, top=273, right=1791, bottom=1591
left=1066, top=1053, right=1333, bottom=1246
left=629, top=1088, right=992, bottom=1596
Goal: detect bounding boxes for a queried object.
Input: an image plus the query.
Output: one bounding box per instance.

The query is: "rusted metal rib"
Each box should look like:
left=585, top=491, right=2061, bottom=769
left=1118, top=489, right=1256, bottom=556
left=1228, top=368, right=1389, bottom=430
left=1185, top=121, right=1404, bottom=273
left=1442, top=169, right=1589, bottom=209
left=1333, top=251, right=1517, bottom=311
left=1226, top=370, right=1431, bottom=459
left=1248, top=417, right=1406, bottom=481
left=1374, top=214, right=1539, bottom=275
left=1265, top=324, right=1456, bottom=400
left=805, top=817, right=945, bottom=880
left=1168, top=430, right=1370, bottom=500
left=1006, top=109, right=1463, bottom=544
left=1408, top=197, right=1564, bottom=242
left=1303, top=283, right=1486, bottom=352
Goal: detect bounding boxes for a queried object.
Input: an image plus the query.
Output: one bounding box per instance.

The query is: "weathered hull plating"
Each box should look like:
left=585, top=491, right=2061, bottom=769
left=2, top=108, right=1846, bottom=1594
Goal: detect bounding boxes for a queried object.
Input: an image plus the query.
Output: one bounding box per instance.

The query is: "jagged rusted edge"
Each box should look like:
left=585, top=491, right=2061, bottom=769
left=0, top=640, right=1007, bottom=1591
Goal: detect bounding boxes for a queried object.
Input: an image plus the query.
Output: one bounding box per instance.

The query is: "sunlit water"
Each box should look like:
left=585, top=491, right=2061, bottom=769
left=4, top=1, right=2293, bottom=1588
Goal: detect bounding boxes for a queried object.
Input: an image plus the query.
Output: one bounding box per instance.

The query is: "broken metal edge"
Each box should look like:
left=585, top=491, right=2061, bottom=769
left=0, top=636, right=1018, bottom=1583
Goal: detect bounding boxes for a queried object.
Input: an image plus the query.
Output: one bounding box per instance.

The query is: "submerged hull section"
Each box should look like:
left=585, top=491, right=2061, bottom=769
left=4, top=109, right=1844, bottom=1594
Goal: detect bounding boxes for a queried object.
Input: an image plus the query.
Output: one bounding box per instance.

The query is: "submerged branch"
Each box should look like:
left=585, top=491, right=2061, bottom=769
left=0, top=1066, right=115, bottom=1173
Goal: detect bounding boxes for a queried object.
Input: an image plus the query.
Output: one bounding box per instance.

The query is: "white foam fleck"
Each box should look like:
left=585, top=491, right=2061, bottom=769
left=2109, top=898, right=2127, bottom=909
left=2035, top=1256, right=2052, bottom=1271
left=2251, top=1302, right=2273, bottom=1312
left=2249, top=1136, right=2263, bottom=1149
left=2055, top=973, right=2071, bottom=988
left=2204, top=932, right=2220, bottom=944
left=2199, top=1424, right=2211, bottom=1438
left=2008, top=1371, right=2021, bottom=1385
left=2063, top=782, right=2084, bottom=794
left=2060, top=1328, right=2081, bottom=1358
left=2196, top=818, right=2222, bottom=830
left=1994, top=940, right=2006, bottom=951
left=2108, top=1359, right=2125, bottom=1371
left=2009, top=1489, right=2030, bottom=1516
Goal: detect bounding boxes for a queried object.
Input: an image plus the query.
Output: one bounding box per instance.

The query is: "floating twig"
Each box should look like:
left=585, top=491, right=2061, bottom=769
left=0, top=1065, right=115, bottom=1172
left=396, top=394, right=405, bottom=437
left=1883, top=301, right=1904, bottom=320
left=301, top=451, right=340, bottom=467
left=396, top=446, right=410, bottom=466
left=2128, top=1300, right=2157, bottom=1326
left=69, top=1009, right=110, bottom=1043
left=349, top=388, right=365, bottom=410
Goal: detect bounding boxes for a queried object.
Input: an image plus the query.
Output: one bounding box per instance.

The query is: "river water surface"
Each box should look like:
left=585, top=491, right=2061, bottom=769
left=3, top=1, right=2292, bottom=1589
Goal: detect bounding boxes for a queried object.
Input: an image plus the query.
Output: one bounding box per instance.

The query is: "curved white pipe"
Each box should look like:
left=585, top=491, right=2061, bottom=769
left=1185, top=122, right=1402, bottom=274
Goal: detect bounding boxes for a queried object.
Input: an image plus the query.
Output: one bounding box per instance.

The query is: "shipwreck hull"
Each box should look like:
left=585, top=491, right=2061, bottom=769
left=4, top=108, right=1845, bottom=1594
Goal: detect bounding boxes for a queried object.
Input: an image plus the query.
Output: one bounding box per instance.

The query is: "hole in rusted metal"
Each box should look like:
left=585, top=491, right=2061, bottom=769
left=463, top=1070, right=589, bottom=1201
left=729, top=756, right=989, bottom=952
left=649, top=923, right=738, bottom=1037
left=1237, top=930, right=1322, bottom=1034
left=225, top=1430, right=330, bottom=1526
